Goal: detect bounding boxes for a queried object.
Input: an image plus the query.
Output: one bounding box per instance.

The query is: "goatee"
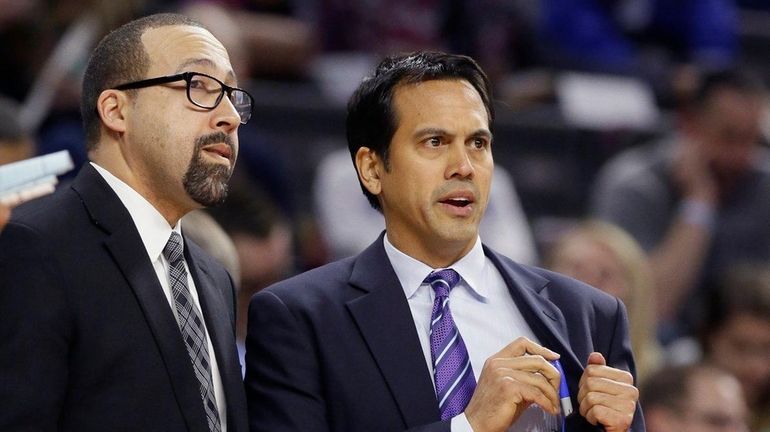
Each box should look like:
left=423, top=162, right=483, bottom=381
left=183, top=131, right=235, bottom=207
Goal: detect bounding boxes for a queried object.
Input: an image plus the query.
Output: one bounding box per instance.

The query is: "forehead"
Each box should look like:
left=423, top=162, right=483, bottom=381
left=141, top=25, right=234, bottom=80
left=392, top=79, right=488, bottom=125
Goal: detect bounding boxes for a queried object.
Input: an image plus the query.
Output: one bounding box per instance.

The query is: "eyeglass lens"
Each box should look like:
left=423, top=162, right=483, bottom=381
left=187, top=74, right=251, bottom=123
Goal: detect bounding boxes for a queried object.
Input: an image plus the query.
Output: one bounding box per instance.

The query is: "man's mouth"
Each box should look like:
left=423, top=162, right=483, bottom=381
left=201, top=143, right=233, bottom=163
left=437, top=191, right=476, bottom=216
left=439, top=197, right=473, bottom=207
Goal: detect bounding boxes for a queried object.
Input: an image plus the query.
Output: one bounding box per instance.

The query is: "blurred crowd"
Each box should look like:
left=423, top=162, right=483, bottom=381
left=2, top=0, right=770, bottom=430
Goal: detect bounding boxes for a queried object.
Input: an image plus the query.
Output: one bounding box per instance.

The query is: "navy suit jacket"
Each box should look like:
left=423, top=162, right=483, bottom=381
left=0, top=164, right=247, bottom=432
left=245, top=234, right=645, bottom=431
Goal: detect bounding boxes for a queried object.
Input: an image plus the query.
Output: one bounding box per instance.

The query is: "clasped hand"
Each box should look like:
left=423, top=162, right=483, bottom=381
left=464, top=337, right=637, bottom=432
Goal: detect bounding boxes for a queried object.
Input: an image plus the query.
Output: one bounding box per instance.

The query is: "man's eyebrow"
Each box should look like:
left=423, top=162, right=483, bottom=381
left=470, top=129, right=493, bottom=139
left=413, top=128, right=493, bottom=140
left=175, top=58, right=236, bottom=82
left=413, top=128, right=450, bottom=139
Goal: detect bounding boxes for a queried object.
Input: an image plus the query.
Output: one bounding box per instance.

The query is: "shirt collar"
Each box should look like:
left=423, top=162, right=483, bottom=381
left=91, top=162, right=181, bottom=263
left=383, top=233, right=488, bottom=300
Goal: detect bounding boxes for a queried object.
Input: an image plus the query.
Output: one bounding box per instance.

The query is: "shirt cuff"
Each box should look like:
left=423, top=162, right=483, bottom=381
left=451, top=413, right=474, bottom=431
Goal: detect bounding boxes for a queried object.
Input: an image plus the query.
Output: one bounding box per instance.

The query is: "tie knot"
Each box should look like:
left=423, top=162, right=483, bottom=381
left=163, top=232, right=184, bottom=265
left=424, top=268, right=460, bottom=298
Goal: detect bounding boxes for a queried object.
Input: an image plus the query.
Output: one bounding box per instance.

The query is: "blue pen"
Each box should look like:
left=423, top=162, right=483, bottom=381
left=551, top=359, right=573, bottom=417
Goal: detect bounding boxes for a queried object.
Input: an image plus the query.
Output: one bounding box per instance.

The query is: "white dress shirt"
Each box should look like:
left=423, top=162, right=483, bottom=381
left=384, top=234, right=560, bottom=431
left=92, top=163, right=227, bottom=430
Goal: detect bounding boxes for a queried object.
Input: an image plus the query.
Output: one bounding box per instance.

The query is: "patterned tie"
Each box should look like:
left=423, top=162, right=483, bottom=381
left=426, top=269, right=477, bottom=420
left=164, top=232, right=222, bottom=432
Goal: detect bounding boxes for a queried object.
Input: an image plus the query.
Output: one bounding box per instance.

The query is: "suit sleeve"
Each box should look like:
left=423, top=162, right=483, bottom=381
left=607, top=298, right=646, bottom=432
left=245, top=288, right=452, bottom=432
left=0, top=222, right=71, bottom=431
left=245, top=290, right=330, bottom=431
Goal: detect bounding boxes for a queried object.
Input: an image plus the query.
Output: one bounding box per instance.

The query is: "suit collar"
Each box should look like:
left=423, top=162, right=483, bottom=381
left=347, top=233, right=443, bottom=427
left=90, top=162, right=176, bottom=262
left=71, top=164, right=213, bottom=432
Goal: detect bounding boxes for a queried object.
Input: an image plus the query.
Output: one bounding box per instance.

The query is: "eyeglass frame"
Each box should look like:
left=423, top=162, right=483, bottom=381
left=113, top=71, right=254, bottom=124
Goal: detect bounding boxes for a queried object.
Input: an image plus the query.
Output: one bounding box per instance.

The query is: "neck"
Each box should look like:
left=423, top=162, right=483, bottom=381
left=386, top=231, right=476, bottom=269
left=90, top=146, right=194, bottom=226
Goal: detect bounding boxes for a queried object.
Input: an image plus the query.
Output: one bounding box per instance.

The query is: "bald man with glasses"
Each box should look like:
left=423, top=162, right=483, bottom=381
left=0, top=13, right=250, bottom=432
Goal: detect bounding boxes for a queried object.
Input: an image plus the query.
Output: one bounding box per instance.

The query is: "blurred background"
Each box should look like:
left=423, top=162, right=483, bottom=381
left=2, top=1, right=770, bottom=429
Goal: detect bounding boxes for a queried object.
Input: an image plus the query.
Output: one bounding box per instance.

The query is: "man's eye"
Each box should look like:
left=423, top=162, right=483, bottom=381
left=427, top=137, right=442, bottom=147
left=189, top=79, right=206, bottom=89
left=472, top=138, right=486, bottom=149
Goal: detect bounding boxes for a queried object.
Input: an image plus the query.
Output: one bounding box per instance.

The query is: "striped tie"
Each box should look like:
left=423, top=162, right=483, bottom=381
left=426, top=269, right=477, bottom=420
left=164, top=232, right=222, bottom=432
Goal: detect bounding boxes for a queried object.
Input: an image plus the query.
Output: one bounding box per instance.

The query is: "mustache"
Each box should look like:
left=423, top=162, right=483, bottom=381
left=433, top=179, right=479, bottom=199
left=195, top=131, right=235, bottom=158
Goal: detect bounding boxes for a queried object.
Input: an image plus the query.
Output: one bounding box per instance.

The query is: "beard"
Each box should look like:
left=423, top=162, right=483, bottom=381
left=182, top=131, right=235, bottom=207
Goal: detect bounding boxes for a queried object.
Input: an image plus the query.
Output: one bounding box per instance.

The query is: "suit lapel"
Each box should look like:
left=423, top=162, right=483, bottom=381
left=484, top=247, right=585, bottom=405
left=72, top=165, right=209, bottom=432
left=186, top=242, right=246, bottom=432
left=346, top=236, right=441, bottom=427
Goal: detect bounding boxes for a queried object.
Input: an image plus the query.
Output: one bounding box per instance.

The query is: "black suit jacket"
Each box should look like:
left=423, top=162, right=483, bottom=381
left=245, top=234, right=645, bottom=431
left=0, top=164, right=247, bottom=432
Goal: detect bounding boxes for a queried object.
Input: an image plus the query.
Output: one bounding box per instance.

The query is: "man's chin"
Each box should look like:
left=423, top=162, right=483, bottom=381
left=187, top=182, right=229, bottom=208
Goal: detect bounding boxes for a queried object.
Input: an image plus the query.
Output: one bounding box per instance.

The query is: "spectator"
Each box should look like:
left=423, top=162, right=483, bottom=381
left=641, top=363, right=750, bottom=432
left=701, top=263, right=770, bottom=431
left=591, top=69, right=770, bottom=340
left=545, top=220, right=662, bottom=381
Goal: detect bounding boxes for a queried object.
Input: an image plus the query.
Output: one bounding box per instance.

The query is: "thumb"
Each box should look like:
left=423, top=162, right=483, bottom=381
left=587, top=352, right=606, bottom=366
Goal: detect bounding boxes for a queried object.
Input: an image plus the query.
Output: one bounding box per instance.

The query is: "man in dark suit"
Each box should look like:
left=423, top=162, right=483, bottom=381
left=0, top=13, right=252, bottom=431
left=245, top=51, right=643, bottom=431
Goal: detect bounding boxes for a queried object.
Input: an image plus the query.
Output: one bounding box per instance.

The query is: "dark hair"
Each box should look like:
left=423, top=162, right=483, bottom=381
left=640, top=363, right=732, bottom=413
left=700, top=263, right=770, bottom=352
left=81, top=13, right=204, bottom=150
left=689, top=68, right=765, bottom=112
left=346, top=51, right=494, bottom=210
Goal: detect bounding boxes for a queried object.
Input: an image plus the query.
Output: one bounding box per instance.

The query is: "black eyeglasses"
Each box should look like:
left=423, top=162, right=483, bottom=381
left=114, top=72, right=254, bottom=124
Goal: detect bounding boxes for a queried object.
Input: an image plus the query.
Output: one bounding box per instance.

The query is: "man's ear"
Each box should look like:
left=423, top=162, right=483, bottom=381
left=355, top=146, right=383, bottom=196
left=96, top=89, right=129, bottom=135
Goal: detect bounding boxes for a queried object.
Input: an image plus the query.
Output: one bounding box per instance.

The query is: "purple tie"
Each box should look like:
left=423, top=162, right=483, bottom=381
left=426, top=269, right=477, bottom=420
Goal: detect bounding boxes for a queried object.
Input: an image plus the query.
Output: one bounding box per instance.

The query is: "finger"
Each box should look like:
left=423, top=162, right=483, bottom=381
left=497, top=370, right=560, bottom=414
left=578, top=376, right=637, bottom=403
left=581, top=396, right=636, bottom=430
left=487, top=355, right=561, bottom=393
left=587, top=352, right=605, bottom=366
left=578, top=365, right=634, bottom=394
left=495, top=337, right=560, bottom=361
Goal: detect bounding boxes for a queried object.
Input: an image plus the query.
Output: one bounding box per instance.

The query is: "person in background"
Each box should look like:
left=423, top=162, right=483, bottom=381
left=545, top=220, right=662, bottom=382
left=207, top=174, right=294, bottom=377
left=591, top=69, right=770, bottom=341
left=0, top=96, right=35, bottom=165
left=182, top=209, right=242, bottom=289
left=700, top=263, right=770, bottom=431
left=641, top=363, right=749, bottom=432
left=245, top=50, right=642, bottom=432
left=0, top=13, right=250, bottom=431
